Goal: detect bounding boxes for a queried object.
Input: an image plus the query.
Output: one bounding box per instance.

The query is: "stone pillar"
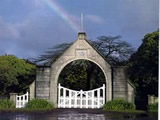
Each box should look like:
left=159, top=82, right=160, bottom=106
left=112, top=66, right=128, bottom=100
left=29, top=81, right=35, bottom=100
left=9, top=93, right=17, bottom=106
left=36, top=67, right=50, bottom=100
left=127, top=83, right=135, bottom=103
left=148, top=95, right=154, bottom=104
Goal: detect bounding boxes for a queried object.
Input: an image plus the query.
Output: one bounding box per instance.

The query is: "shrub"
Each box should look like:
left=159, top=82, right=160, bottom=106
left=148, top=103, right=158, bottom=112
left=104, top=99, right=136, bottom=110
left=26, top=99, right=54, bottom=109
left=0, top=99, right=15, bottom=109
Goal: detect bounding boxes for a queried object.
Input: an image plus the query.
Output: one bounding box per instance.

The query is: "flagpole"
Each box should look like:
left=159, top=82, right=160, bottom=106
left=81, top=13, right=84, bottom=32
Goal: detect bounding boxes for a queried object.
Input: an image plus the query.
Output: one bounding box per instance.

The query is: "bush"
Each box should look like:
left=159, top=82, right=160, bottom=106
left=0, top=99, right=15, bottom=109
left=104, top=99, right=136, bottom=110
left=26, top=99, right=54, bottom=109
left=148, top=103, right=158, bottom=112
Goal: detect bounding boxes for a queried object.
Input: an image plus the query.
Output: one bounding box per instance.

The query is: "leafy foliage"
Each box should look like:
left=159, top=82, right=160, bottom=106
left=127, top=30, right=158, bottom=109
left=59, top=60, right=105, bottom=90
left=0, top=100, right=15, bottom=109
left=26, top=99, right=54, bottom=109
left=103, top=99, right=136, bottom=110
left=0, top=55, right=36, bottom=95
left=148, top=103, right=158, bottom=112
left=128, top=30, right=158, bottom=97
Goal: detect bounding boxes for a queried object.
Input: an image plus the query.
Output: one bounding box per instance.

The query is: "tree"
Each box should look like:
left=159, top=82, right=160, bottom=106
left=0, top=55, right=36, bottom=95
left=59, top=60, right=105, bottom=90
left=128, top=30, right=158, bottom=105
left=91, top=36, right=135, bottom=65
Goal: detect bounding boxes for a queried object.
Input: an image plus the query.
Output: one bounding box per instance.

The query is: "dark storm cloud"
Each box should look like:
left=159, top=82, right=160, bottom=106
left=0, top=15, right=77, bottom=58
left=0, top=0, right=158, bottom=58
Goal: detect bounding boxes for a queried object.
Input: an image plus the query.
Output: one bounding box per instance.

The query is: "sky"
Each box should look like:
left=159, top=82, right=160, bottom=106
left=0, top=0, right=158, bottom=59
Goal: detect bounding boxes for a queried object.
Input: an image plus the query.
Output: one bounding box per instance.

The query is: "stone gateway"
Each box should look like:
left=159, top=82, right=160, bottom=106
left=34, top=32, right=135, bottom=108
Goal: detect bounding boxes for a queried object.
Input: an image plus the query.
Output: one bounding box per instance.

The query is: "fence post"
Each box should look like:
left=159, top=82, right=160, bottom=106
left=9, top=93, right=17, bottom=106
left=63, top=88, right=66, bottom=108
left=148, top=95, right=154, bottom=104
left=80, top=90, right=83, bottom=108
left=86, top=92, right=88, bottom=108
left=29, top=81, right=35, bottom=100
left=103, top=84, right=105, bottom=105
left=92, top=91, right=94, bottom=108
left=97, top=89, right=100, bottom=108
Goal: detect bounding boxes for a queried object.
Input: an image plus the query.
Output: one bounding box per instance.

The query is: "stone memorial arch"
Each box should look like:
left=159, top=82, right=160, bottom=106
left=34, top=32, right=134, bottom=108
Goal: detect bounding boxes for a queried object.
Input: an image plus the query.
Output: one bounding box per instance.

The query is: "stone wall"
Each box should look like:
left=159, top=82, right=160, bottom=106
left=35, top=67, right=50, bottom=100
left=148, top=95, right=158, bottom=104
left=112, top=66, right=134, bottom=103
left=127, top=81, right=134, bottom=103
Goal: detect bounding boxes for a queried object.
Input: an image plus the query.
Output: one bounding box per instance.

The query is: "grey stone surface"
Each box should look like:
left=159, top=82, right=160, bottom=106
left=112, top=66, right=134, bottom=103
left=29, top=81, right=35, bottom=100
left=35, top=32, right=135, bottom=107
left=35, top=67, right=50, bottom=100
left=9, top=93, right=17, bottom=106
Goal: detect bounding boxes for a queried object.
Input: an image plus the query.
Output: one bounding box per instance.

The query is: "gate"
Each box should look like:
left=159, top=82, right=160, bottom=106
left=16, top=92, right=28, bottom=108
left=58, top=84, right=105, bottom=108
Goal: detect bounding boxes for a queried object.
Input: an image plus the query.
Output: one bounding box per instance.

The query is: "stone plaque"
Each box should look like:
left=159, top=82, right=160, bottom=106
left=76, top=49, right=87, bottom=57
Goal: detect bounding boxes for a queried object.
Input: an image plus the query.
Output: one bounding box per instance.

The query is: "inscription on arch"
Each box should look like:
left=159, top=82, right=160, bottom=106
left=76, top=49, right=87, bottom=57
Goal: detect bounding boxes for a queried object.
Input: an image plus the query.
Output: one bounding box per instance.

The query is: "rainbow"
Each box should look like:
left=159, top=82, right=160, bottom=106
left=44, top=0, right=80, bottom=32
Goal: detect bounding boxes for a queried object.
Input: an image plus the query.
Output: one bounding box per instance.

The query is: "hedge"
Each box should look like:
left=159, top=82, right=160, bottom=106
left=104, top=99, right=136, bottom=110
left=0, top=99, right=15, bottom=109
left=148, top=103, right=158, bottom=112
left=26, top=99, right=54, bottom=109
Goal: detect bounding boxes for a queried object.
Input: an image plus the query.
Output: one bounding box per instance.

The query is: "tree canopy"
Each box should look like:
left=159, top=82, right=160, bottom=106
left=92, top=36, right=135, bottom=65
left=59, top=60, right=105, bottom=90
left=0, top=55, right=36, bottom=95
left=128, top=30, right=158, bottom=97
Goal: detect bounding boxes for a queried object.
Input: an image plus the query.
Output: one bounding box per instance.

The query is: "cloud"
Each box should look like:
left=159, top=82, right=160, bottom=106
left=0, top=14, right=78, bottom=58
left=86, top=15, right=104, bottom=23
left=0, top=17, right=20, bottom=40
left=0, top=0, right=158, bottom=58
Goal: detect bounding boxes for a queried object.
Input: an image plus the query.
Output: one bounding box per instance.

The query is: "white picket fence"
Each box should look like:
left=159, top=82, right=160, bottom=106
left=58, top=84, right=105, bottom=108
left=16, top=92, right=29, bottom=108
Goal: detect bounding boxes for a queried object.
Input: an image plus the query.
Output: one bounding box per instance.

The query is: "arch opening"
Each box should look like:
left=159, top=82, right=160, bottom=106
left=58, top=59, right=106, bottom=91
